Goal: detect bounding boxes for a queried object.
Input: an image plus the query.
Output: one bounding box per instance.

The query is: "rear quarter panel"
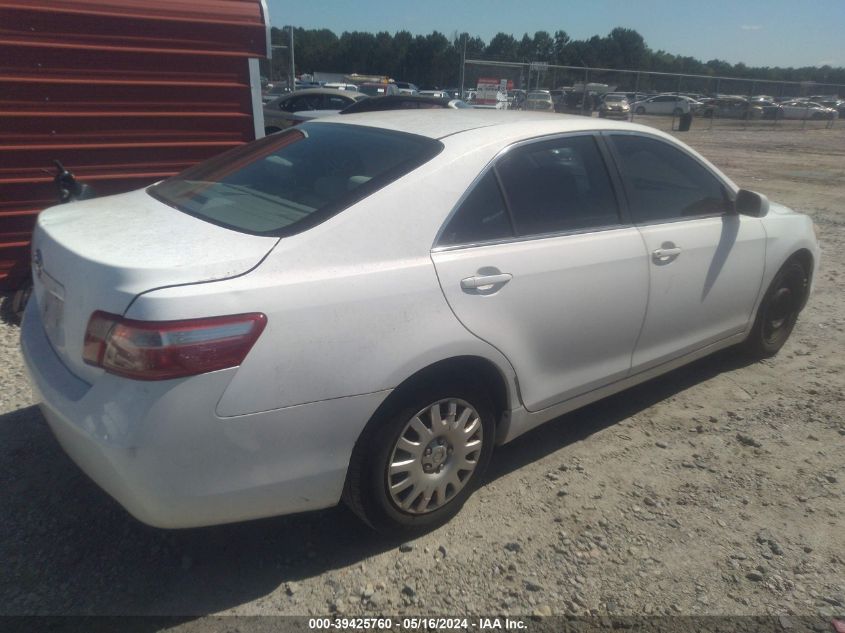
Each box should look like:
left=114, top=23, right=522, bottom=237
left=125, top=141, right=520, bottom=416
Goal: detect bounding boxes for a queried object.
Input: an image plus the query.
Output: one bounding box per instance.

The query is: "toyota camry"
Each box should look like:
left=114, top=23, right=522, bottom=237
left=21, top=110, right=819, bottom=533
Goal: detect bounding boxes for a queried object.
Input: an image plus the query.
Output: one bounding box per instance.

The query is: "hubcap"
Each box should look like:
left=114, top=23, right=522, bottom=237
left=386, top=398, right=483, bottom=515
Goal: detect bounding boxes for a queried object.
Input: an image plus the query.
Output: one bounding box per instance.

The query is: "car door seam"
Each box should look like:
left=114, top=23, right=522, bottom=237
left=427, top=252, right=526, bottom=411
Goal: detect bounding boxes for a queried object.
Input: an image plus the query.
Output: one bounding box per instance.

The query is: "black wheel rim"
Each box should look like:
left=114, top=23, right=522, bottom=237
left=761, top=273, right=803, bottom=346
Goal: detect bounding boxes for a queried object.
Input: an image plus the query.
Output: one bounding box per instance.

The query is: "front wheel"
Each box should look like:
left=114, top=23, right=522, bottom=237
left=743, top=260, right=808, bottom=358
left=344, top=382, right=495, bottom=534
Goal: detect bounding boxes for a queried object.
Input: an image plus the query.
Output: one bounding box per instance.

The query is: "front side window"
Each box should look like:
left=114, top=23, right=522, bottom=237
left=495, top=135, right=621, bottom=236
left=149, top=123, right=443, bottom=236
left=608, top=135, right=729, bottom=223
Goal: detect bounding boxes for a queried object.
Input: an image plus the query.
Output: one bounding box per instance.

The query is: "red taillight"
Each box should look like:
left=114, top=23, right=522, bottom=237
left=83, top=311, right=267, bottom=381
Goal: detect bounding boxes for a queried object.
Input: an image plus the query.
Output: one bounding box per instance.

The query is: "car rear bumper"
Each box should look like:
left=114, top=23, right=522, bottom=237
left=20, top=301, right=390, bottom=528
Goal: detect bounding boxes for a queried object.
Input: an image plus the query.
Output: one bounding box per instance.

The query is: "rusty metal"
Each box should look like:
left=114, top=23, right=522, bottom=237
left=0, top=0, right=269, bottom=288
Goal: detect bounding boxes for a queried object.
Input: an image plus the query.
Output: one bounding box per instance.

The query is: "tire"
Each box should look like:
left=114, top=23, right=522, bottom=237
left=635, top=106, right=645, bottom=115
left=344, top=379, right=496, bottom=534
left=1, top=280, right=32, bottom=325
left=743, top=259, right=809, bottom=358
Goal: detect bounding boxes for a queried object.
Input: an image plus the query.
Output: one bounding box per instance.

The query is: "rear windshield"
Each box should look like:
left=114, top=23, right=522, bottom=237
left=148, top=123, right=443, bottom=236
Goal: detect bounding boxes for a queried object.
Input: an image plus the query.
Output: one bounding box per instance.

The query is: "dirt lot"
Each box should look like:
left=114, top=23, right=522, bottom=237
left=1, top=121, right=843, bottom=627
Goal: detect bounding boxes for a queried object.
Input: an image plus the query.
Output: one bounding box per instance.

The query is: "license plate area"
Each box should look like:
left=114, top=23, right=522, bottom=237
left=40, top=272, right=66, bottom=349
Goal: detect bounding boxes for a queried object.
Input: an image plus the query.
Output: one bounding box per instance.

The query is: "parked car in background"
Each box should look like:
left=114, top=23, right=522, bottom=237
left=324, top=82, right=360, bottom=91
left=698, top=97, right=763, bottom=120
left=749, top=99, right=785, bottom=120
left=419, top=90, right=450, bottom=99
left=22, top=111, right=818, bottom=534
left=525, top=90, right=554, bottom=112
left=598, top=94, right=630, bottom=119
left=394, top=81, right=419, bottom=95
left=263, top=88, right=364, bottom=134
left=630, top=94, right=696, bottom=116
left=816, top=99, right=845, bottom=117
left=261, top=83, right=291, bottom=104
left=508, top=89, right=527, bottom=110
left=340, top=95, right=471, bottom=114
left=778, top=101, right=838, bottom=120
left=358, top=82, right=400, bottom=97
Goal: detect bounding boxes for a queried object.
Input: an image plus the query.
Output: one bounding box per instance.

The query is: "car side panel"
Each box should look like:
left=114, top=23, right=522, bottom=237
left=432, top=228, right=649, bottom=412
left=632, top=215, right=766, bottom=371
left=750, top=205, right=821, bottom=320
left=125, top=147, right=521, bottom=417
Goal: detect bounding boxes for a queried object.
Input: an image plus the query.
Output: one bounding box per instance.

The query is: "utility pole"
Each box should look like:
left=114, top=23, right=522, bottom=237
left=288, top=26, right=296, bottom=91
left=459, top=33, right=466, bottom=99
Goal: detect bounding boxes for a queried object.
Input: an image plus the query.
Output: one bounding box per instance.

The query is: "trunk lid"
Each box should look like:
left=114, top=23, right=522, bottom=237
left=31, top=188, right=279, bottom=383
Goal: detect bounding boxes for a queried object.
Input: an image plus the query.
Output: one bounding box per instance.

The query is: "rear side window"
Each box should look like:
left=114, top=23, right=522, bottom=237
left=608, top=135, right=728, bottom=223
left=149, top=123, right=443, bottom=236
left=495, top=135, right=621, bottom=236
left=324, top=94, right=352, bottom=109
left=439, top=171, right=513, bottom=246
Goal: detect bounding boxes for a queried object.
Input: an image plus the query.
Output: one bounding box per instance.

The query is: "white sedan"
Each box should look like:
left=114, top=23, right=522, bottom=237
left=630, top=94, right=698, bottom=116
left=21, top=111, right=819, bottom=533
left=778, top=100, right=838, bottom=120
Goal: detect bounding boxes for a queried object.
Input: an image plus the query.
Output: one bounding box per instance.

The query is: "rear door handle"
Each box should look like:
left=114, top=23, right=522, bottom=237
left=460, top=273, right=513, bottom=289
left=652, top=247, right=682, bottom=262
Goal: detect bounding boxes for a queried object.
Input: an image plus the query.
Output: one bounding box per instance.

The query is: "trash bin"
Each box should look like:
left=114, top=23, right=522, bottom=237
left=678, top=112, right=693, bottom=131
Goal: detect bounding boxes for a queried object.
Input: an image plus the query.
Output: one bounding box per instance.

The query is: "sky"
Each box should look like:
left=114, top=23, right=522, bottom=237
left=267, top=0, right=845, bottom=69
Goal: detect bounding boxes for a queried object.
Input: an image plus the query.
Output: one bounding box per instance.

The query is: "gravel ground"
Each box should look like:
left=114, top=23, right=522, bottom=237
left=0, top=122, right=843, bottom=626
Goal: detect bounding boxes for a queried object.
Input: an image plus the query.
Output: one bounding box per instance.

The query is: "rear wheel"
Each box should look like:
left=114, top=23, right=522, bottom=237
left=744, top=259, right=808, bottom=358
left=344, top=381, right=495, bottom=534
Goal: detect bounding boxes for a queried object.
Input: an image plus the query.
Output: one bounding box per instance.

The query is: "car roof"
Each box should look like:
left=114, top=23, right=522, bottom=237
left=303, top=109, right=664, bottom=142
left=283, top=88, right=357, bottom=97
left=340, top=95, right=454, bottom=113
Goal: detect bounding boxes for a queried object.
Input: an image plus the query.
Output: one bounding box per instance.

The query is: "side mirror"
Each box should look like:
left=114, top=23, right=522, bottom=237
left=735, top=189, right=769, bottom=217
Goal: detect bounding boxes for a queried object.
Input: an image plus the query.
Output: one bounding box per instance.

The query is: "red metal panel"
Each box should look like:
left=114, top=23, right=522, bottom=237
left=0, top=0, right=269, bottom=288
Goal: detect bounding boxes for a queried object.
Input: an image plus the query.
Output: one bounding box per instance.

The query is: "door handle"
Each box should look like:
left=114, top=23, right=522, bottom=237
left=652, top=247, right=682, bottom=263
left=460, top=273, right=513, bottom=289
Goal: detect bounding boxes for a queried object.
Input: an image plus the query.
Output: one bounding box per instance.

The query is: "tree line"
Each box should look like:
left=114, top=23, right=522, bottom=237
left=266, top=26, right=845, bottom=90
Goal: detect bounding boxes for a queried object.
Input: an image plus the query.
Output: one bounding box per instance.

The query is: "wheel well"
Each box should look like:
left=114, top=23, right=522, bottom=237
left=358, top=356, right=510, bottom=445
left=788, top=249, right=814, bottom=310
left=342, top=356, right=511, bottom=506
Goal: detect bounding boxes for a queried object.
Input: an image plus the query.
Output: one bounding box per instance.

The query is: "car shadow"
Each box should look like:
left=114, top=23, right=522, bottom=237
left=485, top=347, right=754, bottom=481
left=0, top=347, right=754, bottom=622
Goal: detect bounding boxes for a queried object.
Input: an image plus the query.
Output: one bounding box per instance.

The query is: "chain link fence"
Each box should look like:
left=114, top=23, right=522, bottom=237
left=462, top=58, right=845, bottom=131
